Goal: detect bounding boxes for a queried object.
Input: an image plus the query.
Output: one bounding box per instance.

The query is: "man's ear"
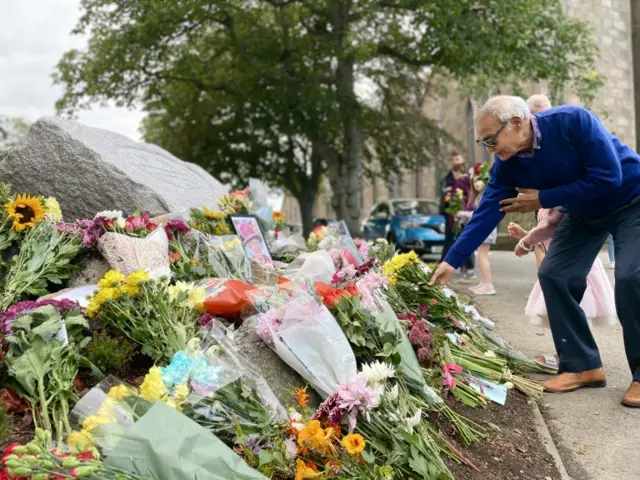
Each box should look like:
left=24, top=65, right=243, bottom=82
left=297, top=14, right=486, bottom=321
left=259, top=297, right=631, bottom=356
left=511, top=116, right=523, bottom=130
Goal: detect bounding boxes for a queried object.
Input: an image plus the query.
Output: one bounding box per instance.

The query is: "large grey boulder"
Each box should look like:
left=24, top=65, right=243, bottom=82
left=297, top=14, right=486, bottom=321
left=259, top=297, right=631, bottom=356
left=0, top=117, right=227, bottom=220
left=233, top=321, right=321, bottom=408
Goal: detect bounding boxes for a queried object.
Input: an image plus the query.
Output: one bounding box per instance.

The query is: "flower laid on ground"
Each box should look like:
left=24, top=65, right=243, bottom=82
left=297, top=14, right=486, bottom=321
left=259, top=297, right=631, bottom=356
left=189, top=206, right=232, bottom=235
left=272, top=211, right=288, bottom=235
left=294, top=387, right=311, bottom=409
left=219, top=188, right=251, bottom=215
left=1, top=429, right=150, bottom=480
left=57, top=210, right=156, bottom=248
left=382, top=250, right=420, bottom=285
left=2, top=302, right=90, bottom=441
left=0, top=221, right=82, bottom=311
left=87, top=270, right=201, bottom=362
left=4, top=193, right=45, bottom=232
left=43, top=196, right=62, bottom=222
left=398, top=312, right=434, bottom=361
left=341, top=433, right=365, bottom=455
left=1, top=297, right=80, bottom=334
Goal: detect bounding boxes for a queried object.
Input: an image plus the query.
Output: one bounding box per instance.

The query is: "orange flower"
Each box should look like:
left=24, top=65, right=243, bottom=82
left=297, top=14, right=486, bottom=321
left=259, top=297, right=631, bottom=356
left=295, top=459, right=321, bottom=480
left=294, top=387, right=310, bottom=408
left=297, top=420, right=334, bottom=454
left=342, top=433, right=365, bottom=455
left=168, top=252, right=181, bottom=262
left=345, top=284, right=360, bottom=296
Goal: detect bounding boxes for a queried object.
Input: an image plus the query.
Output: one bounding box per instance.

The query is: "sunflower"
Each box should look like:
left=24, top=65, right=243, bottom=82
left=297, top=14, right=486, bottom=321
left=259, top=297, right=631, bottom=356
left=5, top=194, right=45, bottom=232
left=341, top=433, right=365, bottom=455
left=272, top=211, right=285, bottom=222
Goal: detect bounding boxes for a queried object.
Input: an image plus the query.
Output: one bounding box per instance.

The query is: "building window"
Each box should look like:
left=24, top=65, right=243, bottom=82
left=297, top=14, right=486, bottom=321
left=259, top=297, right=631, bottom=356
left=466, top=99, right=476, bottom=165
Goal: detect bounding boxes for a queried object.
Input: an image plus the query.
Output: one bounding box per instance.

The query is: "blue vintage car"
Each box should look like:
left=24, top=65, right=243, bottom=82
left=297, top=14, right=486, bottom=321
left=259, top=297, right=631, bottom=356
left=361, top=199, right=446, bottom=256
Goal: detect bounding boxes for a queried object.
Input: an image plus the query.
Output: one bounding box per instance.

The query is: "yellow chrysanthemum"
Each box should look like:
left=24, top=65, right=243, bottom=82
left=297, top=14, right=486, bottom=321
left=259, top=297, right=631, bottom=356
left=96, top=398, right=116, bottom=420
left=342, top=433, right=366, bottom=455
left=4, top=194, right=46, bottom=232
left=140, top=367, right=167, bottom=402
left=120, top=283, right=140, bottom=297
left=173, top=384, right=190, bottom=407
left=67, top=430, right=94, bottom=451
left=382, top=251, right=420, bottom=285
left=98, top=270, right=125, bottom=289
left=44, top=197, right=62, bottom=221
left=187, top=286, right=206, bottom=310
left=215, top=223, right=231, bottom=235
left=86, top=286, right=121, bottom=317
left=107, top=384, right=132, bottom=402
left=82, top=415, right=111, bottom=432
left=126, top=270, right=149, bottom=286
left=202, top=207, right=226, bottom=220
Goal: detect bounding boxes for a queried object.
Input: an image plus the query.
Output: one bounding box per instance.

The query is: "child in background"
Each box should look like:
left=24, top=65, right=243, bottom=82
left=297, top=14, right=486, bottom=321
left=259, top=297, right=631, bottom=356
left=456, top=175, right=497, bottom=295
left=508, top=207, right=617, bottom=368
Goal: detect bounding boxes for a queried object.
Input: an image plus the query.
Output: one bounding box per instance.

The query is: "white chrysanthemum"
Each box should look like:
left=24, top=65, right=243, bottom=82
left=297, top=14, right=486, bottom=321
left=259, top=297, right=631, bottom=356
left=362, top=361, right=396, bottom=385
left=404, top=408, right=422, bottom=434
left=385, top=383, right=399, bottom=402
left=115, top=216, right=126, bottom=229
left=95, top=210, right=124, bottom=220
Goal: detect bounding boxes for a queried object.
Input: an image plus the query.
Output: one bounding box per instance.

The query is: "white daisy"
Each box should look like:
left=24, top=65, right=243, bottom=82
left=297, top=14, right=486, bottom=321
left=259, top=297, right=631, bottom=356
left=385, top=383, right=399, bottom=401
left=95, top=210, right=124, bottom=220
left=404, top=408, right=422, bottom=434
left=361, top=361, right=396, bottom=385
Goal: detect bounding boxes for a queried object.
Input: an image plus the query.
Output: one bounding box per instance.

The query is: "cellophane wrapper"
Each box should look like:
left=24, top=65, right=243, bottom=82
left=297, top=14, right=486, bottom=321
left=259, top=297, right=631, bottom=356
left=178, top=321, right=287, bottom=444
left=248, top=285, right=357, bottom=398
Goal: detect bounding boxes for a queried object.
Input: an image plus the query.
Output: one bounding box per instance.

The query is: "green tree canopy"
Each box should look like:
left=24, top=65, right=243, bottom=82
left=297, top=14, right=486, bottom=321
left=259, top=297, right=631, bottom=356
left=54, top=0, right=603, bottom=234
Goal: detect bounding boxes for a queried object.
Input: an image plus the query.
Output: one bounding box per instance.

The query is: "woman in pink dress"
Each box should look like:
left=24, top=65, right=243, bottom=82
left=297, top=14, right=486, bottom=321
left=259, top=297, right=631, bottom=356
left=508, top=207, right=617, bottom=368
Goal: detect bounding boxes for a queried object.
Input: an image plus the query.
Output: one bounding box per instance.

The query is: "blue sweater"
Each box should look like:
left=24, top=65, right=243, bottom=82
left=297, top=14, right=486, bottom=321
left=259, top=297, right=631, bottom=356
left=444, top=105, right=640, bottom=269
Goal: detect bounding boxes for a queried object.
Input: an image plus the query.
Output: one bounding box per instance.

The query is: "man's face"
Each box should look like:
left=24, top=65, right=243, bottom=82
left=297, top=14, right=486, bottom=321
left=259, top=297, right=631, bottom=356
left=450, top=155, right=465, bottom=169
left=475, top=114, right=524, bottom=161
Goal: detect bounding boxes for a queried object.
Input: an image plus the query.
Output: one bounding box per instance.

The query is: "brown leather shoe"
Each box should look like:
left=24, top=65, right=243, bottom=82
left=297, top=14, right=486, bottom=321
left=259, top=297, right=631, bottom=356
left=621, top=382, right=640, bottom=408
left=543, top=368, right=606, bottom=393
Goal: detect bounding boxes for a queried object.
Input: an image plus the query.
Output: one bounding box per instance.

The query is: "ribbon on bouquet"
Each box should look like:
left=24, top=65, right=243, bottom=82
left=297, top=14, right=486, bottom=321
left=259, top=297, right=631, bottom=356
left=442, top=362, right=463, bottom=390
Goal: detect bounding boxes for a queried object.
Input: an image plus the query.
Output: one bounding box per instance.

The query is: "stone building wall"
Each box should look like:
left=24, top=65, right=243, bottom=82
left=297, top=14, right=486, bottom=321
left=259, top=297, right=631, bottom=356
left=563, top=0, right=636, bottom=148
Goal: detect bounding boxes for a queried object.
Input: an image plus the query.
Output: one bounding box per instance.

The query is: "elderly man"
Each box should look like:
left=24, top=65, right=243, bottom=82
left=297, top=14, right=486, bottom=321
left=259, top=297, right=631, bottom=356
left=430, top=95, right=640, bottom=407
left=527, top=94, right=552, bottom=113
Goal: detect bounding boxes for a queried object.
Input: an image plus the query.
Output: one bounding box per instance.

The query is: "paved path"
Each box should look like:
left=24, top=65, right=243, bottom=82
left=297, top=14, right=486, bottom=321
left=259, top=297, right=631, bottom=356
left=451, top=251, right=640, bottom=480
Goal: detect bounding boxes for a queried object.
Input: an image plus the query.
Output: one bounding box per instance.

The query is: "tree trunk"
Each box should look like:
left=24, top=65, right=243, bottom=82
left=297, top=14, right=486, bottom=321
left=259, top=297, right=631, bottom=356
left=296, top=186, right=317, bottom=238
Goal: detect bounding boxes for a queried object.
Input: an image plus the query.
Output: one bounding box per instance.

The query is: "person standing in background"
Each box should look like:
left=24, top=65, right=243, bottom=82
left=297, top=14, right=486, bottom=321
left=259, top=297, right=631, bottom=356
left=440, top=153, right=475, bottom=277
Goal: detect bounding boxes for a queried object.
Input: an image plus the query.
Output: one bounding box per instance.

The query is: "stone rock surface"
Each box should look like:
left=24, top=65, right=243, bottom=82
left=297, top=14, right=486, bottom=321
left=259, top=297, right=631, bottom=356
left=68, top=253, right=111, bottom=288
left=233, top=320, right=321, bottom=408
left=0, top=117, right=227, bottom=220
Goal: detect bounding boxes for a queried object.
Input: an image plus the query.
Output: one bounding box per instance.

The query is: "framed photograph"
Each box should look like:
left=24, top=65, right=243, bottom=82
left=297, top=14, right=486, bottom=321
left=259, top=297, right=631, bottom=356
left=329, top=220, right=352, bottom=239
left=229, top=214, right=273, bottom=266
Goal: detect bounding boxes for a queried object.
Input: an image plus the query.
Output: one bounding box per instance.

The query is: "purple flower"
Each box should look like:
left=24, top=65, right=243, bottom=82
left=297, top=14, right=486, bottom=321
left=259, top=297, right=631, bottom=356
left=198, top=312, right=214, bottom=329
left=2, top=298, right=80, bottom=334
left=164, top=219, right=190, bottom=241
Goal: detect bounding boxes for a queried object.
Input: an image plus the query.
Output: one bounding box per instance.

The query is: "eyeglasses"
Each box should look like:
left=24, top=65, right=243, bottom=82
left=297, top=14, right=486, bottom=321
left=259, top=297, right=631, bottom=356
left=476, top=121, right=508, bottom=150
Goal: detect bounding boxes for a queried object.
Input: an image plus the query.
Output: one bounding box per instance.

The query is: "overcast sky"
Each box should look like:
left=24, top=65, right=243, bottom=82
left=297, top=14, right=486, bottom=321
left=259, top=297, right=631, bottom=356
left=0, top=0, right=144, bottom=141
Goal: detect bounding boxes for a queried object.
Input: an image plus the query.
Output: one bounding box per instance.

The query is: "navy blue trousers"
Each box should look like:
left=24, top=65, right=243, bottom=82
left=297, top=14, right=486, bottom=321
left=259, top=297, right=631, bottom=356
left=538, top=196, right=640, bottom=381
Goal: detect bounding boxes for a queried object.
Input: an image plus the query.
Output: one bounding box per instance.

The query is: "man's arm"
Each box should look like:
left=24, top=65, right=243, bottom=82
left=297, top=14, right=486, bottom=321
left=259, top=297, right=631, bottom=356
left=443, top=164, right=516, bottom=268
left=538, top=108, right=622, bottom=209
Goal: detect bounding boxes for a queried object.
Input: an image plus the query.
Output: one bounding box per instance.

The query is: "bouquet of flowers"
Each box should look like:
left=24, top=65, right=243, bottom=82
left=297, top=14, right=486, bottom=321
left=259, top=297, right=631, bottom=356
left=86, top=270, right=205, bottom=363
left=0, top=220, right=82, bottom=311
left=1, top=429, right=153, bottom=480
left=368, top=238, right=396, bottom=263
left=68, top=377, right=268, bottom=479
left=2, top=300, right=93, bottom=442
left=56, top=210, right=159, bottom=249
left=444, top=187, right=465, bottom=235
left=271, top=211, right=288, bottom=236
left=313, top=362, right=457, bottom=480
left=250, top=286, right=358, bottom=399
left=189, top=206, right=232, bottom=236
left=167, top=326, right=286, bottom=445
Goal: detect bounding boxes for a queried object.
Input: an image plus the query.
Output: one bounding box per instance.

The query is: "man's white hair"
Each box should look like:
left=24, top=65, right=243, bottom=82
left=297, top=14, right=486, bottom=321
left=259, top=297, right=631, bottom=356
left=475, top=95, right=531, bottom=123
left=526, top=94, right=552, bottom=111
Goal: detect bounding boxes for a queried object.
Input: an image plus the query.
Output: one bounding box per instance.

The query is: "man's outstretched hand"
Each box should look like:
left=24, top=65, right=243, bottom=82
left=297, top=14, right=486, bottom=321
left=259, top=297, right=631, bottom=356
left=500, top=188, right=541, bottom=213
left=429, top=262, right=455, bottom=287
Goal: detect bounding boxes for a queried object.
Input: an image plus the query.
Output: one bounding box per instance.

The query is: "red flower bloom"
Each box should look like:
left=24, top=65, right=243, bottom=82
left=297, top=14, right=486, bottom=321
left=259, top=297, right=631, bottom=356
left=76, top=451, right=94, bottom=461
left=345, top=284, right=360, bottom=296
left=146, top=223, right=158, bottom=232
